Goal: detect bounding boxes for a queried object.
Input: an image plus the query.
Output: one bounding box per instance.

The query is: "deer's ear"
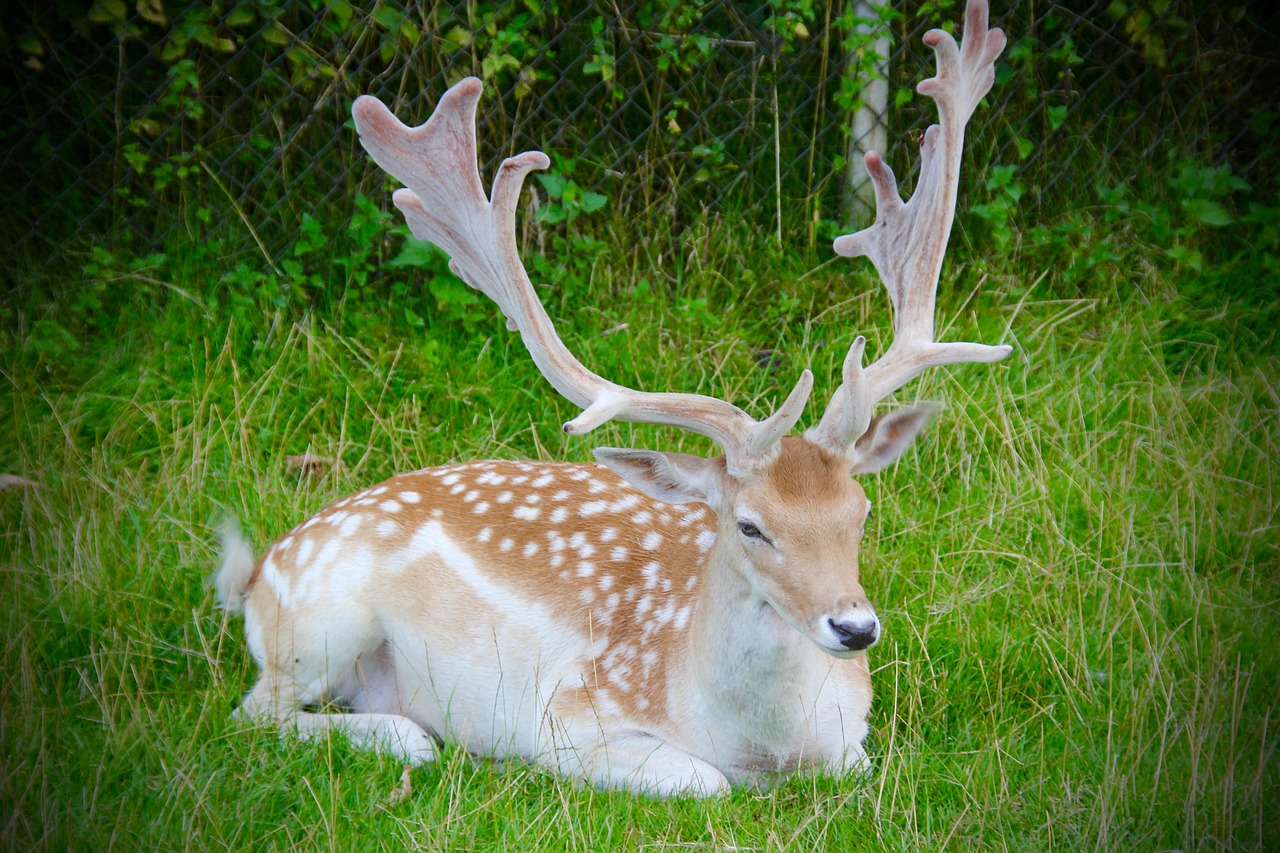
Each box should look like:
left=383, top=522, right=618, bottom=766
left=848, top=405, right=938, bottom=474
left=594, top=448, right=725, bottom=506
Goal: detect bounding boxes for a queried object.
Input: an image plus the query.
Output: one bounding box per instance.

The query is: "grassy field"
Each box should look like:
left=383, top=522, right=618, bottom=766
left=1, top=204, right=1277, bottom=850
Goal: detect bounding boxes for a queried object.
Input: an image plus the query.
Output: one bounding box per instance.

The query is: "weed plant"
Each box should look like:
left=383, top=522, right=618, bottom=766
left=1, top=175, right=1277, bottom=849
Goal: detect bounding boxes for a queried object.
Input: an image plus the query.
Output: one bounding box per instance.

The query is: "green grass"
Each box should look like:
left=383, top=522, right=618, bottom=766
left=1, top=207, right=1277, bottom=850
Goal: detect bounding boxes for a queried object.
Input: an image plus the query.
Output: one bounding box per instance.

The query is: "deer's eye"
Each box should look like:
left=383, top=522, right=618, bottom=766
left=737, top=521, right=768, bottom=543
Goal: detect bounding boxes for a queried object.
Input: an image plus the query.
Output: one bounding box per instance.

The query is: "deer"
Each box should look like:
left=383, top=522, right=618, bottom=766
left=215, top=0, right=1010, bottom=796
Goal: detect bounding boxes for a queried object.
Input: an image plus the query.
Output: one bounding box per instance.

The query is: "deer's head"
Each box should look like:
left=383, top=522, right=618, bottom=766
left=351, top=0, right=1009, bottom=660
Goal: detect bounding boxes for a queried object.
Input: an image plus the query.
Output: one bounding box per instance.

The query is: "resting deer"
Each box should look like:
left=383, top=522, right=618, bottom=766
left=216, top=0, right=1010, bottom=795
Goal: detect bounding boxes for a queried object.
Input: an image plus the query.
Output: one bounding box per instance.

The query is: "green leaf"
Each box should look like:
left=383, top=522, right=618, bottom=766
left=445, top=26, right=472, bottom=48
left=17, top=32, right=44, bottom=56
left=388, top=238, right=446, bottom=269
left=535, top=173, right=567, bottom=199
left=1183, top=198, right=1233, bottom=227
left=536, top=204, right=567, bottom=225
left=261, top=23, right=289, bottom=46
left=578, top=192, right=607, bottom=214
left=89, top=0, right=127, bottom=24
left=225, top=6, right=256, bottom=28
left=327, top=1, right=353, bottom=29
left=373, top=6, right=403, bottom=30
left=482, top=51, right=520, bottom=79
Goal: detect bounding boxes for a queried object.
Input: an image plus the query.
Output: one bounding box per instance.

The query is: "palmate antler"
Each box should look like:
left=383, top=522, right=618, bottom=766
left=352, top=81, right=812, bottom=476
left=352, top=0, right=1009, bottom=476
left=807, top=0, right=1012, bottom=463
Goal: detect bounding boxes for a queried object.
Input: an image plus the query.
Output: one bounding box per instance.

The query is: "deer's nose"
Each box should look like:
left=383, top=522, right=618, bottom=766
left=827, top=616, right=880, bottom=651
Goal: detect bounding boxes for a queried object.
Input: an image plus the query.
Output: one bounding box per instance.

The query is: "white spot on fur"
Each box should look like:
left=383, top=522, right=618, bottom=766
left=600, top=527, right=618, bottom=543
left=478, top=527, right=492, bottom=543
left=632, top=511, right=653, bottom=526
left=380, top=500, right=401, bottom=513
left=296, top=538, right=314, bottom=565
left=499, top=538, right=514, bottom=552
left=532, top=474, right=553, bottom=488
left=523, top=541, right=539, bottom=557
left=399, top=491, right=421, bottom=504
left=551, top=507, right=568, bottom=524
left=679, top=507, right=707, bottom=525
left=580, top=500, right=608, bottom=517
left=642, top=561, right=661, bottom=589
left=497, top=491, right=513, bottom=504
left=696, top=530, right=716, bottom=552
left=377, top=519, right=398, bottom=537
left=609, top=495, right=640, bottom=513
left=577, top=561, right=596, bottom=577
left=441, top=473, right=461, bottom=486
left=610, top=546, right=629, bottom=562
left=513, top=505, right=540, bottom=521
left=474, top=501, right=490, bottom=514
left=312, top=538, right=340, bottom=574
left=642, top=531, right=663, bottom=550
left=339, top=514, right=364, bottom=537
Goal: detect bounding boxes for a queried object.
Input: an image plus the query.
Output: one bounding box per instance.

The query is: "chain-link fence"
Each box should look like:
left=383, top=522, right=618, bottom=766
left=3, top=0, right=1278, bottom=268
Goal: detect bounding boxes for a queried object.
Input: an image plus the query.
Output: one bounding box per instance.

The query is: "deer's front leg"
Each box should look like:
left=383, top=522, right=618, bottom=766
left=555, top=728, right=730, bottom=796
left=544, top=696, right=728, bottom=795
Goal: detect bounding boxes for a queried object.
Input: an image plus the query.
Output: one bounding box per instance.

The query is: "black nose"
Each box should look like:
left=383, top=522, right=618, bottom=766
left=828, top=618, right=878, bottom=651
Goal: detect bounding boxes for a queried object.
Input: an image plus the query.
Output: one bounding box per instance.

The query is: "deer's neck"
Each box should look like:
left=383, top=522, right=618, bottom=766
left=679, top=527, right=826, bottom=765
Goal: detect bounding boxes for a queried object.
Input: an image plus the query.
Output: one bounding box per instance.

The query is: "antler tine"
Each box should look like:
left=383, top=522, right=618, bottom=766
left=353, top=79, right=812, bottom=475
left=808, top=0, right=1012, bottom=461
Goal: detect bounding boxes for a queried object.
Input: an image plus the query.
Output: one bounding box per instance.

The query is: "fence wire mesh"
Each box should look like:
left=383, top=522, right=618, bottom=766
left=3, top=0, right=1278, bottom=267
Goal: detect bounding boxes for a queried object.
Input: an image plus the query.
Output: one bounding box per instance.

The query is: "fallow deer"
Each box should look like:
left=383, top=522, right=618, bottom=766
left=216, top=0, right=1011, bottom=795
